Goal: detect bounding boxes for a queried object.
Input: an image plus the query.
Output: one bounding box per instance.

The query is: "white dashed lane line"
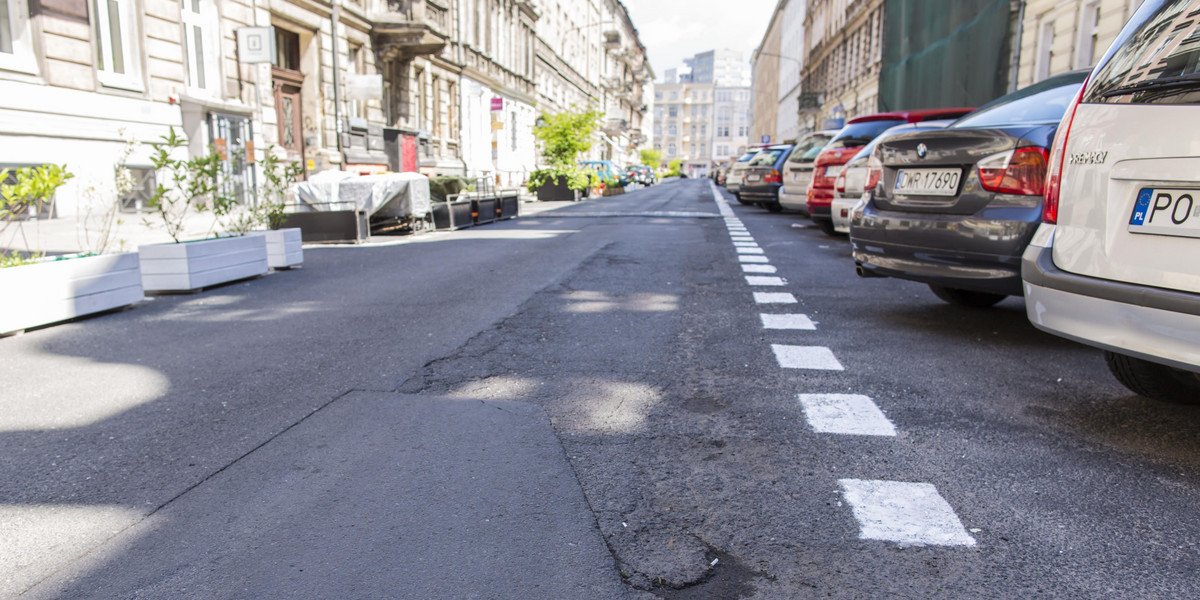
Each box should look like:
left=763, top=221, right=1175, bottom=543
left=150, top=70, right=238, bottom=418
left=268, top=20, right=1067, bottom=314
left=797, top=394, right=896, bottom=436
left=759, top=313, right=814, bottom=329
left=753, top=292, right=797, bottom=304
left=739, top=255, right=770, bottom=263
left=745, top=276, right=786, bottom=286
left=733, top=241, right=759, bottom=247
left=736, top=247, right=765, bottom=254
left=742, top=264, right=778, bottom=274
left=838, top=479, right=977, bottom=547
left=770, top=344, right=845, bottom=370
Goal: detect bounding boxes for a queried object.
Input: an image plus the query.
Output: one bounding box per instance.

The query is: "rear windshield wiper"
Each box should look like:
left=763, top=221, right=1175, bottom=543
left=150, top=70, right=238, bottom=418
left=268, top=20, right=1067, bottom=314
left=1097, top=74, right=1200, bottom=98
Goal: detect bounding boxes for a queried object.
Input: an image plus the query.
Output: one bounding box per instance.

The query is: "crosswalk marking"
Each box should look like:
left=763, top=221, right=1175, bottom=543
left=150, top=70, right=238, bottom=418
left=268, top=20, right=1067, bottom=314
left=798, top=394, right=896, bottom=436
left=745, top=276, right=785, bottom=286
left=838, top=479, right=976, bottom=547
left=753, top=292, right=797, bottom=304
left=771, top=344, right=844, bottom=370
left=759, top=313, right=813, bottom=329
left=742, top=264, right=777, bottom=274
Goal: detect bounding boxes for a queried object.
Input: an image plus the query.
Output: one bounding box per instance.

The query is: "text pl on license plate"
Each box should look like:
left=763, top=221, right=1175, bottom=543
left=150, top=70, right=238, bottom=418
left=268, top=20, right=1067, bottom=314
left=894, top=168, right=960, bottom=196
left=1128, top=188, right=1200, bottom=239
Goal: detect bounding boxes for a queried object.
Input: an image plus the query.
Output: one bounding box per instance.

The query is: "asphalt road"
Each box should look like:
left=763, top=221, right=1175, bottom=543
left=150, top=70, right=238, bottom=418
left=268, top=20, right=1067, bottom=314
left=4, top=178, right=1200, bottom=598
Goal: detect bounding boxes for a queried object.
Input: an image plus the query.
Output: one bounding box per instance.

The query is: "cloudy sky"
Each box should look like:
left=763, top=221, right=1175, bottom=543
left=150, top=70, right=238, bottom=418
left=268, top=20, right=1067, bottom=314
left=620, top=0, right=779, bottom=81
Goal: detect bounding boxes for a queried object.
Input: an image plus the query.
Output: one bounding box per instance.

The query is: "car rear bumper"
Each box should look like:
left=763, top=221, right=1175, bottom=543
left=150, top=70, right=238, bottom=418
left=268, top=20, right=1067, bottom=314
left=831, top=196, right=860, bottom=233
left=1022, top=224, right=1200, bottom=372
left=740, top=183, right=781, bottom=202
left=779, top=189, right=809, bottom=213
left=851, top=205, right=1039, bottom=296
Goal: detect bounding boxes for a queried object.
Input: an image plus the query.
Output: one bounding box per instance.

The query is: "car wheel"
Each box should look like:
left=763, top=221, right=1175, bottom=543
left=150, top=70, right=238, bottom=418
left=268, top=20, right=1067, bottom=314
left=1104, top=352, right=1200, bottom=404
left=764, top=202, right=783, bottom=213
left=814, top=218, right=838, bottom=236
left=927, top=284, right=1006, bottom=308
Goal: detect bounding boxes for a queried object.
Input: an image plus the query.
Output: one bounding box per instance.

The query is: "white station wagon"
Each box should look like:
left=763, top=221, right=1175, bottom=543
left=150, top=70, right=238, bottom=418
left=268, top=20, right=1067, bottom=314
left=1022, top=0, right=1200, bottom=402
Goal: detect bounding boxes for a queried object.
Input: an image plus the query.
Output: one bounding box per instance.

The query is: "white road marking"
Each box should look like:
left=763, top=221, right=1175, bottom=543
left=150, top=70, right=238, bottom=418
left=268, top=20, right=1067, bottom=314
left=742, top=264, right=778, bottom=274
left=771, top=345, right=844, bottom=370
left=759, top=313, right=814, bottom=329
left=754, top=292, right=797, bottom=304
left=838, top=479, right=977, bottom=547
left=736, top=247, right=765, bottom=255
left=797, top=394, right=896, bottom=436
left=739, top=255, right=770, bottom=263
left=745, top=276, right=785, bottom=286
left=733, top=241, right=759, bottom=247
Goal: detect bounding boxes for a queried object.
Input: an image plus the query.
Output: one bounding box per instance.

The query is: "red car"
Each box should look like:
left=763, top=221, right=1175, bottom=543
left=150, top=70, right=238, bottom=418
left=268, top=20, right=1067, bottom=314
left=807, top=108, right=974, bottom=235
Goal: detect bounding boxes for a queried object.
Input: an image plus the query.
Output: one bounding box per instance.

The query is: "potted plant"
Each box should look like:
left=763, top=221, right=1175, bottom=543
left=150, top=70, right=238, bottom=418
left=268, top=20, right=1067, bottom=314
left=137, top=128, right=268, bottom=292
left=222, top=147, right=304, bottom=269
left=528, top=107, right=601, bottom=201
left=0, top=163, right=146, bottom=335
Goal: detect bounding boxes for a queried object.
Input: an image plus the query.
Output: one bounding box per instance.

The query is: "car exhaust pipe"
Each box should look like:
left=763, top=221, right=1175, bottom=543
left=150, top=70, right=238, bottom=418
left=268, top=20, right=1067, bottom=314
left=856, top=265, right=884, bottom=278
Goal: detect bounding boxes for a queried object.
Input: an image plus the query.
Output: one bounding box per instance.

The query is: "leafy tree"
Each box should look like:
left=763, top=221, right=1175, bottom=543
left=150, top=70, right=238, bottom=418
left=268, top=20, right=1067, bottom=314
left=667, top=159, right=683, bottom=177
left=639, top=148, right=662, bottom=167
left=532, top=107, right=602, bottom=166
left=0, top=164, right=74, bottom=267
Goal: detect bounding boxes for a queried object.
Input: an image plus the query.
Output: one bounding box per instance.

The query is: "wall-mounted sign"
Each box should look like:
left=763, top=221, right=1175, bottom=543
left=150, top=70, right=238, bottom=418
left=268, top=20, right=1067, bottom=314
left=490, top=97, right=503, bottom=112
left=761, top=135, right=770, bottom=144
left=237, top=27, right=274, bottom=64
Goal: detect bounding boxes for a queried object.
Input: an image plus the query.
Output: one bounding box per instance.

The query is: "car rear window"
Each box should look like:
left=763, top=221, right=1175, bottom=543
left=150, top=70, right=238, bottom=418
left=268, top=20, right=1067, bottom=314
left=787, top=134, right=833, bottom=162
left=950, top=78, right=1083, bottom=128
left=1084, top=0, right=1200, bottom=105
left=749, top=148, right=787, bottom=166
left=735, top=152, right=757, bottom=163
left=825, top=120, right=904, bottom=149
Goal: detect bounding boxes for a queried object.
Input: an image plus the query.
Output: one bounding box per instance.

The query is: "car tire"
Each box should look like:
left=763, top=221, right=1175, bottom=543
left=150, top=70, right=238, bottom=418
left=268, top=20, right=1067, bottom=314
left=1104, top=352, right=1200, bottom=404
left=814, top=218, right=838, bottom=236
left=927, top=284, right=1006, bottom=308
left=764, top=201, right=783, bottom=213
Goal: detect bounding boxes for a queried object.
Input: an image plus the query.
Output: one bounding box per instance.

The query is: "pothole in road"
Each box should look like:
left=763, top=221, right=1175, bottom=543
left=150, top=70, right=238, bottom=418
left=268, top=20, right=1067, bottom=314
left=647, top=548, right=764, bottom=599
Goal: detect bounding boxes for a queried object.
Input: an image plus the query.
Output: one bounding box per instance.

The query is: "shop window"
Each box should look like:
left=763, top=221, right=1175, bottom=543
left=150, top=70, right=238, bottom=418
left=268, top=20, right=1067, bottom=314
left=93, top=0, right=143, bottom=90
left=208, top=113, right=254, bottom=206
left=0, top=0, right=37, bottom=74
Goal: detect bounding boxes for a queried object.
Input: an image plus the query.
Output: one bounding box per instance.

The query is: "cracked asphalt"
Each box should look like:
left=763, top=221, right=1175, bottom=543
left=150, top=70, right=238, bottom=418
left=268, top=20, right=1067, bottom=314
left=4, top=178, right=1200, bottom=598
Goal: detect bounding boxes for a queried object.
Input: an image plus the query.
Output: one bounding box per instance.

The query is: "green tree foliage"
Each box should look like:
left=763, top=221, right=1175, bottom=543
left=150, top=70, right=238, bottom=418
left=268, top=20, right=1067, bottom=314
left=146, top=128, right=233, bottom=242
left=532, top=107, right=602, bottom=166
left=0, top=164, right=74, bottom=267
left=639, top=148, right=662, bottom=167
left=666, top=159, right=683, bottom=177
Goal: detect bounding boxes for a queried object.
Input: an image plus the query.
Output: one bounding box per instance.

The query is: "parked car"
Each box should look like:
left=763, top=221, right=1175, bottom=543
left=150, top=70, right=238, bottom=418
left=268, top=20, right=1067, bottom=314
left=724, top=146, right=766, bottom=201
left=829, top=121, right=954, bottom=233
left=579, top=160, right=630, bottom=187
left=850, top=69, right=1089, bottom=307
left=1022, top=0, right=1200, bottom=403
left=625, top=165, right=656, bottom=186
left=738, top=143, right=797, bottom=212
left=808, top=108, right=975, bottom=235
left=778, top=130, right=838, bottom=215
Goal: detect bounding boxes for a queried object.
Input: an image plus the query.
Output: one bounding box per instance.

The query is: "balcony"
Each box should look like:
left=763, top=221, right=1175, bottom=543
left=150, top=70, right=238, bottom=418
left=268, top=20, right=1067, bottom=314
left=372, top=0, right=450, bottom=61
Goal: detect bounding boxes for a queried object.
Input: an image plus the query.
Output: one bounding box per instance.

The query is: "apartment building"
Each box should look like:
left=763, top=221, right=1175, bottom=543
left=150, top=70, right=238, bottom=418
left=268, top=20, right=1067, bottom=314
left=653, top=49, right=750, bottom=175
left=750, top=13, right=781, bottom=145
left=0, top=0, right=649, bottom=222
left=800, top=0, right=884, bottom=129
left=1014, top=0, right=1148, bottom=88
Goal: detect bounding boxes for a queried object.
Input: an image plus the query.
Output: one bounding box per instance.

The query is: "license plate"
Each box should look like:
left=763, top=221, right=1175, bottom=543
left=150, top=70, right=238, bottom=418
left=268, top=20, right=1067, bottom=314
left=894, top=168, right=961, bottom=196
left=791, top=170, right=811, bottom=183
left=746, top=174, right=760, bottom=182
left=825, top=165, right=843, bottom=178
left=1128, top=188, right=1200, bottom=239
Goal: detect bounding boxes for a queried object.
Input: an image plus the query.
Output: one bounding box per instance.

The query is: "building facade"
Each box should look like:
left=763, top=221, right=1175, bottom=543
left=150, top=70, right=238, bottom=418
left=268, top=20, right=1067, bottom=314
left=750, top=12, right=782, bottom=146
left=777, top=0, right=807, bottom=141
left=653, top=48, right=750, bottom=174
left=800, top=0, right=884, bottom=130
left=1013, top=0, right=1147, bottom=89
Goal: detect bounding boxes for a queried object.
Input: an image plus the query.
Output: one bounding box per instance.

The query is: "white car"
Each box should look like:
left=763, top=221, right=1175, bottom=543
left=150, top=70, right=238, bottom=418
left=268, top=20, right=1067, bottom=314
left=1021, top=0, right=1200, bottom=403
left=724, top=150, right=758, bottom=201
left=778, top=131, right=836, bottom=214
left=831, top=121, right=954, bottom=233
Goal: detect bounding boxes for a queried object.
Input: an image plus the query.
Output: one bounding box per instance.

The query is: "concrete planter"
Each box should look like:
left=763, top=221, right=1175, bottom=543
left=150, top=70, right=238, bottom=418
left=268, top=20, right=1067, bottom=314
left=601, top=186, right=625, bottom=196
left=138, top=235, right=269, bottom=292
left=259, top=228, right=303, bottom=269
left=0, top=252, right=144, bottom=335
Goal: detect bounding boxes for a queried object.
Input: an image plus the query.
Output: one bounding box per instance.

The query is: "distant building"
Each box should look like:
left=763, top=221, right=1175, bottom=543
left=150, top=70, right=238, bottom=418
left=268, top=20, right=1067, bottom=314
left=751, top=8, right=783, bottom=145
left=1013, top=0, right=1147, bottom=89
left=653, top=49, right=750, bottom=174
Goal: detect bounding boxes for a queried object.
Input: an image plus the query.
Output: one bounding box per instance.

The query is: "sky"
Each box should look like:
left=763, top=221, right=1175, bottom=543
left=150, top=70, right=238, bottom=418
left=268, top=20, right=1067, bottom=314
left=620, top=0, right=778, bottom=81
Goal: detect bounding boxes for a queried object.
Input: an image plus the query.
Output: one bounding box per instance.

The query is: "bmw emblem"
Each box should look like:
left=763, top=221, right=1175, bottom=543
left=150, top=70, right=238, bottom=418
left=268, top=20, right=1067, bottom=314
left=917, top=143, right=928, bottom=158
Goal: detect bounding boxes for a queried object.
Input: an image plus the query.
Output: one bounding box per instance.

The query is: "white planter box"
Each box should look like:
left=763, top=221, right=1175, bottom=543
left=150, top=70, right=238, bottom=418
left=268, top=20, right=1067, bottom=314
left=262, top=228, right=303, bottom=269
left=138, top=235, right=269, bottom=292
left=0, top=252, right=144, bottom=335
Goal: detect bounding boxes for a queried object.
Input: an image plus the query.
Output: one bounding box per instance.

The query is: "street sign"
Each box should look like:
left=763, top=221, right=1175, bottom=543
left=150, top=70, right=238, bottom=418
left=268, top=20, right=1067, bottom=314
left=490, top=97, right=503, bottom=112
left=236, top=27, right=274, bottom=64
left=761, top=135, right=771, bottom=144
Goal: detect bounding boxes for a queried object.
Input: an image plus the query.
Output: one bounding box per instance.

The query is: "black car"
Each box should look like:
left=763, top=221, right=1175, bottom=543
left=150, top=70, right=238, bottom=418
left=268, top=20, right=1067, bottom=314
left=738, top=144, right=796, bottom=213
left=851, top=70, right=1089, bottom=307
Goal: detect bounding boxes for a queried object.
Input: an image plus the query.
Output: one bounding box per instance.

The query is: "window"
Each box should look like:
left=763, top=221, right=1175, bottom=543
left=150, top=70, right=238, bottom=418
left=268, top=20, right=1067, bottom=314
left=182, top=0, right=221, bottom=95
left=737, top=126, right=748, bottom=136
left=668, top=105, right=677, bottom=117
left=691, top=105, right=697, bottom=116
left=668, top=143, right=676, bottom=155
left=347, top=44, right=368, bottom=118
left=716, top=126, right=730, bottom=137
left=0, top=0, right=37, bottom=73
left=1035, top=20, right=1056, bottom=82
left=690, top=124, right=696, bottom=136
left=1074, top=2, right=1102, bottom=69
left=655, top=91, right=663, bottom=100
left=700, top=124, right=706, bottom=137
left=670, top=91, right=678, bottom=100
left=93, top=0, right=143, bottom=89
left=668, top=124, right=676, bottom=136
left=275, top=27, right=301, bottom=71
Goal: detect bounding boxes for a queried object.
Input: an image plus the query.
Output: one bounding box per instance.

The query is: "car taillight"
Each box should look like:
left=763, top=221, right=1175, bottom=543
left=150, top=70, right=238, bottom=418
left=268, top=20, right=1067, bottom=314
left=765, top=169, right=782, bottom=183
left=977, top=147, right=1049, bottom=196
left=834, top=171, right=847, bottom=193
left=1043, top=80, right=1087, bottom=224
left=865, top=150, right=883, bottom=191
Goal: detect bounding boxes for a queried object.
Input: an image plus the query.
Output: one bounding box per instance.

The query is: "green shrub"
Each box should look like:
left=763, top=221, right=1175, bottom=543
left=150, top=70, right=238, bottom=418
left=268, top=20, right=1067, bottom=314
left=527, top=165, right=595, bottom=193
